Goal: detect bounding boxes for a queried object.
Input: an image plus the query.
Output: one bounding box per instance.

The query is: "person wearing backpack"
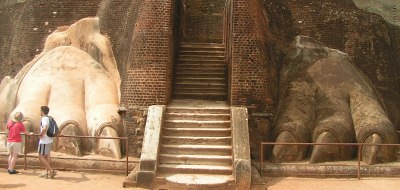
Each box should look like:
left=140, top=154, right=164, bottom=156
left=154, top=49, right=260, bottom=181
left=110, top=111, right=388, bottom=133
left=6, top=112, right=30, bottom=174
left=38, top=106, right=57, bottom=179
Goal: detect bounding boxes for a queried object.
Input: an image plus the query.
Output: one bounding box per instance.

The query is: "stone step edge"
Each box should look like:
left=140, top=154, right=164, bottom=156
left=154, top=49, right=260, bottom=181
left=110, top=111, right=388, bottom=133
left=164, top=120, right=230, bottom=124
left=159, top=154, right=232, bottom=160
left=166, top=113, right=230, bottom=117
left=158, top=164, right=232, bottom=171
left=161, top=144, right=232, bottom=149
left=163, top=128, right=231, bottom=132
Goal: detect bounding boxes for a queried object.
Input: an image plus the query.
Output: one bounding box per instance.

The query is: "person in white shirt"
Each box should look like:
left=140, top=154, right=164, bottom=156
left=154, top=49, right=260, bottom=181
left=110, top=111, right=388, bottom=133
left=38, top=106, right=57, bottom=179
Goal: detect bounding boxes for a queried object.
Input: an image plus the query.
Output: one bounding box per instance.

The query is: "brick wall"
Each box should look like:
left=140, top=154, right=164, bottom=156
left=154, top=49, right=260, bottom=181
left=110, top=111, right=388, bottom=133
left=230, top=0, right=275, bottom=159
left=230, top=0, right=274, bottom=112
left=121, top=0, right=175, bottom=107
left=182, top=0, right=225, bottom=43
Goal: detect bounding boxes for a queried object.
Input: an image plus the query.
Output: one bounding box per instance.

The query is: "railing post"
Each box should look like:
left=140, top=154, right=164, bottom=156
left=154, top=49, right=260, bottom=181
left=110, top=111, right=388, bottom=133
left=357, top=144, right=361, bottom=180
left=24, top=134, right=27, bottom=170
left=260, top=143, right=263, bottom=177
left=126, top=138, right=129, bottom=176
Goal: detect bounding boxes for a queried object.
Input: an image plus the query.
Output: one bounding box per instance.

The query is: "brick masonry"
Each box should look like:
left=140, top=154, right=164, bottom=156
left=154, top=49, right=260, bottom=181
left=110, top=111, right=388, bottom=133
left=121, top=0, right=174, bottom=108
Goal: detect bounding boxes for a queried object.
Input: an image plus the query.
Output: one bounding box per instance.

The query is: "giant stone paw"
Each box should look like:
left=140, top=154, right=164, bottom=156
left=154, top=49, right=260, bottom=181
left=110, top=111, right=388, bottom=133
left=272, top=36, right=398, bottom=165
left=0, top=17, right=123, bottom=159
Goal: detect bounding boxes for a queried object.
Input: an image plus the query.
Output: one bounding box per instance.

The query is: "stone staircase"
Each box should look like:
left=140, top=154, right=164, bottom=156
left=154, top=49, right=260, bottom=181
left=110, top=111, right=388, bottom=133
left=173, top=43, right=227, bottom=101
left=154, top=101, right=234, bottom=189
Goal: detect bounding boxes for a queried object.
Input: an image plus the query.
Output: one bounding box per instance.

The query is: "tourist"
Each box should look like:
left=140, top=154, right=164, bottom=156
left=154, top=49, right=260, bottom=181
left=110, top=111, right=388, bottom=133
left=38, top=106, right=57, bottom=179
left=6, top=112, right=30, bottom=174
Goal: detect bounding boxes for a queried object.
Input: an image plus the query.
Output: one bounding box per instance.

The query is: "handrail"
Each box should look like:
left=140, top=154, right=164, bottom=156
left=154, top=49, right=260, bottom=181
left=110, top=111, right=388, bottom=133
left=260, top=142, right=400, bottom=180
left=0, top=132, right=129, bottom=176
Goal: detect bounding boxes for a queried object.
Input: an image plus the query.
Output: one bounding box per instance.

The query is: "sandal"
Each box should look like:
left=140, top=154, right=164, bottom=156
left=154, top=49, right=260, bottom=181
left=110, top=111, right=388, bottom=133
left=39, top=171, right=48, bottom=178
left=49, top=170, right=57, bottom=179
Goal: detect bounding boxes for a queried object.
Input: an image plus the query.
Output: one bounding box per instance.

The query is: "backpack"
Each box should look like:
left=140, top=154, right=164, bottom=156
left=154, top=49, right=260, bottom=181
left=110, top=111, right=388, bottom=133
left=46, top=116, right=59, bottom=137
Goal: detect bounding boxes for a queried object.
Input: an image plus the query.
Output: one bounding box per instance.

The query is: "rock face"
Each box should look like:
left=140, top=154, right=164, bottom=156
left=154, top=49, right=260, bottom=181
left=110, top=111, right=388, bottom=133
left=272, top=35, right=398, bottom=164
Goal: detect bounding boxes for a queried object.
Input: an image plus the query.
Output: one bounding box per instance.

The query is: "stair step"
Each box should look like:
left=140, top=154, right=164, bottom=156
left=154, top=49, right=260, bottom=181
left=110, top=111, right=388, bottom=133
left=179, top=54, right=225, bottom=58
left=173, top=91, right=227, bottom=96
left=164, top=120, right=230, bottom=128
left=173, top=89, right=227, bottom=95
left=175, top=73, right=227, bottom=78
left=180, top=43, right=225, bottom=49
left=159, top=154, right=232, bottom=166
left=154, top=173, right=234, bottom=186
left=160, top=144, right=232, bottom=155
left=179, top=55, right=225, bottom=60
left=175, top=82, right=226, bottom=87
left=163, top=128, right=231, bottom=137
left=175, top=77, right=226, bottom=83
left=158, top=164, right=232, bottom=175
left=175, top=68, right=227, bottom=73
left=167, top=107, right=230, bottom=114
left=162, top=136, right=232, bottom=145
left=165, top=113, right=230, bottom=121
left=173, top=93, right=227, bottom=101
left=175, top=71, right=226, bottom=75
left=180, top=50, right=225, bottom=56
left=178, top=58, right=225, bottom=63
left=176, top=62, right=226, bottom=68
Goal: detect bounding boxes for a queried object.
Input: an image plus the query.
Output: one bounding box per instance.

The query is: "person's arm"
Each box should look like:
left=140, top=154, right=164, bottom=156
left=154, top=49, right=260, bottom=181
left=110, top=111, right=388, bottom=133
left=40, top=125, right=48, bottom=137
left=39, top=117, right=49, bottom=137
left=21, top=123, right=28, bottom=135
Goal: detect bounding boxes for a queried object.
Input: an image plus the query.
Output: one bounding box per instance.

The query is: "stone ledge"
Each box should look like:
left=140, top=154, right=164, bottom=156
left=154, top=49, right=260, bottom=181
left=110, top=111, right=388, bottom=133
left=259, top=161, right=400, bottom=178
left=0, top=151, right=138, bottom=175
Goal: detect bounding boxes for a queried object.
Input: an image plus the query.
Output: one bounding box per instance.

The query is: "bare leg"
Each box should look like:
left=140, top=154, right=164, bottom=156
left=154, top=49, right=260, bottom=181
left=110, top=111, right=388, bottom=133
left=9, top=153, right=18, bottom=170
left=8, top=154, right=11, bottom=170
left=39, top=154, right=52, bottom=171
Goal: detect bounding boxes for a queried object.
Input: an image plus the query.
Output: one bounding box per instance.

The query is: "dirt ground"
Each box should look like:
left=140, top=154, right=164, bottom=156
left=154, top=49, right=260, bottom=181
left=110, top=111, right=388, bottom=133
left=1, top=168, right=400, bottom=190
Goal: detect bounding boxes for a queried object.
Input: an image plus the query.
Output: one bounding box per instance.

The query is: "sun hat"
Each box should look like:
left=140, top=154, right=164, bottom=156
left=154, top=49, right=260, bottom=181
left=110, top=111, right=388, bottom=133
left=11, top=112, right=24, bottom=122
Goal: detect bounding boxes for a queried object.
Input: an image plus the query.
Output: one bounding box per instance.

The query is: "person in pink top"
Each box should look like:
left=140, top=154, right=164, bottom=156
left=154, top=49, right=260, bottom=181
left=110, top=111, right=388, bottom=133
left=6, top=112, right=30, bottom=174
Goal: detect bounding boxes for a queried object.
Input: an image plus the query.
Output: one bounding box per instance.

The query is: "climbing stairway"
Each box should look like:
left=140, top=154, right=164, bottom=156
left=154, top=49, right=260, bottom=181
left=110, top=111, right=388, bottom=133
left=154, top=101, right=234, bottom=188
left=173, top=43, right=227, bottom=101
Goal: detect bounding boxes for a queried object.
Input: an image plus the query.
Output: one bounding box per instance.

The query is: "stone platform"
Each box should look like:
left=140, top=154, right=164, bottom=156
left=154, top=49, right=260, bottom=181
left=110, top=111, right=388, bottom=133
left=0, top=150, right=138, bottom=175
left=258, top=159, right=400, bottom=178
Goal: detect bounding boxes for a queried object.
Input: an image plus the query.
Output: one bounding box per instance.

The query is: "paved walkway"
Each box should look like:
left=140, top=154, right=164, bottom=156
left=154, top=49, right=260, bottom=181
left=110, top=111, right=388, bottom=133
left=264, top=177, right=400, bottom=190
left=1, top=168, right=399, bottom=190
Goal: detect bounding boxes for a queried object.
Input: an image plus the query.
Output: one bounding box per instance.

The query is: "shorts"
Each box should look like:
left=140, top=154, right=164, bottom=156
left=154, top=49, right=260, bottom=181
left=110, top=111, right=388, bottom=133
left=38, top=143, right=52, bottom=155
left=7, top=142, right=22, bottom=154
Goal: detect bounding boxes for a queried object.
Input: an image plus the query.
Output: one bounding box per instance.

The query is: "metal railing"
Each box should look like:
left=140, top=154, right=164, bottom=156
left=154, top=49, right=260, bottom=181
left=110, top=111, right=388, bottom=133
left=260, top=142, right=400, bottom=179
left=0, top=132, right=129, bottom=176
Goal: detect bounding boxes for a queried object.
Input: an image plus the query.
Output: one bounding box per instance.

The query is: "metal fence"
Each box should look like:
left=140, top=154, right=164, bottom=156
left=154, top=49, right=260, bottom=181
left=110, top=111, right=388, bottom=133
left=260, top=142, right=400, bottom=179
left=0, top=132, right=129, bottom=176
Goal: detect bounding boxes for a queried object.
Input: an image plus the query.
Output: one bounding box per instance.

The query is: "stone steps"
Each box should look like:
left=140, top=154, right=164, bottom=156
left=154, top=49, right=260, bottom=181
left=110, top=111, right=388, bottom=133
left=164, top=120, right=230, bottom=128
left=173, top=43, right=227, bottom=100
left=159, top=154, right=232, bottom=166
left=173, top=92, right=227, bottom=101
left=167, top=107, right=230, bottom=114
left=179, top=54, right=225, bottom=60
left=165, top=112, right=230, bottom=120
left=154, top=174, right=235, bottom=189
left=175, top=77, right=226, bottom=83
left=161, top=136, right=232, bottom=145
left=157, top=105, right=234, bottom=186
left=158, top=164, right=232, bottom=175
left=180, top=50, right=225, bottom=56
left=163, top=128, right=231, bottom=137
left=175, top=72, right=226, bottom=78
